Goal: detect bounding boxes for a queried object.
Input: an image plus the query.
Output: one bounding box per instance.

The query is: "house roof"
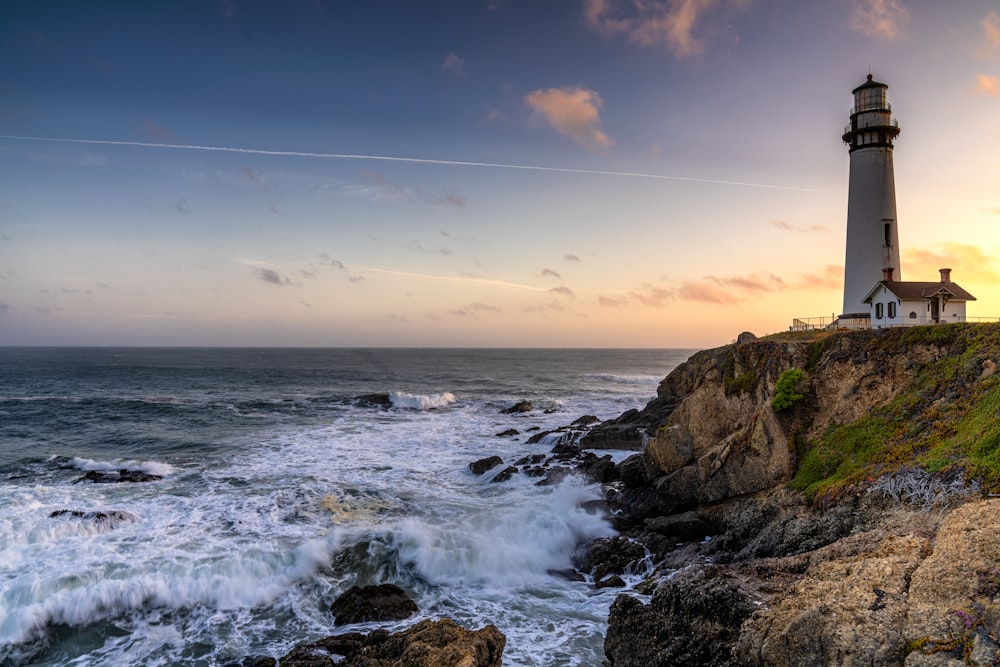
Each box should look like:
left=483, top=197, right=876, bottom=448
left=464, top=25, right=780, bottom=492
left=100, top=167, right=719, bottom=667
left=862, top=281, right=977, bottom=304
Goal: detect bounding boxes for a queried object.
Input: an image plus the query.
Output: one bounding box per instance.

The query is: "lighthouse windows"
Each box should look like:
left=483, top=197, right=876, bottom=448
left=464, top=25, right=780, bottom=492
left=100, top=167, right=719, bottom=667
left=883, top=222, right=892, bottom=247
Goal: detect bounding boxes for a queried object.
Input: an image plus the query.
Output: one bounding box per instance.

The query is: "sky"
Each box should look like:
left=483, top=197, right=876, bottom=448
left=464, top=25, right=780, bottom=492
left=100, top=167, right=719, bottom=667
left=1, top=0, right=999, bottom=348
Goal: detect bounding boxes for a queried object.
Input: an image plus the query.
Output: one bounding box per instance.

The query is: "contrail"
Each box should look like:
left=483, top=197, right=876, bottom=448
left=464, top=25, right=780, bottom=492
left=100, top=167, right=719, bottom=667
left=0, top=134, right=823, bottom=192
left=357, top=266, right=548, bottom=292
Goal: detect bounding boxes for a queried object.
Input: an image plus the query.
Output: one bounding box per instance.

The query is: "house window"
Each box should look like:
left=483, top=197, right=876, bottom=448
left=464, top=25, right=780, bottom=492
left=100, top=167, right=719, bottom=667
left=888, top=302, right=897, bottom=319
left=909, top=311, right=917, bottom=319
left=875, top=303, right=884, bottom=319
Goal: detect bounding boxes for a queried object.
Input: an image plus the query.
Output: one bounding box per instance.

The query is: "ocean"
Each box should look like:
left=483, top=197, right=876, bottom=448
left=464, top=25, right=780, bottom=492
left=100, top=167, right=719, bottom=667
left=0, top=347, right=693, bottom=666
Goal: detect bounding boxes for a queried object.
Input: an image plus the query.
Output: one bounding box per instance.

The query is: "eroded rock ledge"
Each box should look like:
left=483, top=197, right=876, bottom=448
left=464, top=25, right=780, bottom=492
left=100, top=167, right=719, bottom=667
left=587, top=325, right=1000, bottom=667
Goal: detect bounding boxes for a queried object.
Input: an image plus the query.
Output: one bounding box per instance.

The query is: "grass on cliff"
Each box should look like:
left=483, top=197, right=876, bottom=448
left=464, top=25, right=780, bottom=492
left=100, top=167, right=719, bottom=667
left=791, top=323, right=1000, bottom=498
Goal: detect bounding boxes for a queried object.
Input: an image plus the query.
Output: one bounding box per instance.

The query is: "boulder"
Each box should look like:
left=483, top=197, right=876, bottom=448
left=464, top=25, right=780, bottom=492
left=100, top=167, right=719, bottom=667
left=468, top=456, right=503, bottom=476
left=494, top=428, right=519, bottom=437
left=489, top=466, right=518, bottom=483
left=329, top=584, right=418, bottom=626
left=575, top=536, right=647, bottom=582
left=645, top=424, right=694, bottom=476
left=500, top=400, right=533, bottom=414
left=605, top=568, right=754, bottom=667
left=75, top=469, right=162, bottom=484
left=279, top=618, right=505, bottom=667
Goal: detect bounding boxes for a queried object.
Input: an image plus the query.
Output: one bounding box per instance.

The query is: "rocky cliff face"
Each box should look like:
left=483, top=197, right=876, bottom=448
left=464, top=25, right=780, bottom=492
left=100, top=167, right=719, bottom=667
left=596, top=324, right=1000, bottom=667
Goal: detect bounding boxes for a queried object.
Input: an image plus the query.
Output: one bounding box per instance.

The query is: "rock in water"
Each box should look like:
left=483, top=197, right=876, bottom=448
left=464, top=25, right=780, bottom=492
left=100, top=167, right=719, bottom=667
left=500, top=400, right=533, bottom=414
left=468, top=456, right=503, bottom=476
left=329, top=584, right=418, bottom=626
left=279, top=618, right=505, bottom=667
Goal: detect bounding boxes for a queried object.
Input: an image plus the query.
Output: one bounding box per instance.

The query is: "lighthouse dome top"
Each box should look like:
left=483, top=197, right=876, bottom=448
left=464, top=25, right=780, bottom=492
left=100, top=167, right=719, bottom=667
left=852, top=73, right=889, bottom=95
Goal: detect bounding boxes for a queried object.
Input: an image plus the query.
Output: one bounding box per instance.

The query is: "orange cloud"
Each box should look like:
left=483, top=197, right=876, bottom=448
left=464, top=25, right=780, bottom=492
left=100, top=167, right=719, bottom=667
left=794, top=264, right=843, bottom=291
left=849, top=0, right=910, bottom=41
left=583, top=0, right=747, bottom=58
left=771, top=220, right=829, bottom=233
left=984, top=11, right=1000, bottom=50
left=907, top=244, right=1000, bottom=283
left=524, top=87, right=614, bottom=152
left=976, top=74, right=1000, bottom=96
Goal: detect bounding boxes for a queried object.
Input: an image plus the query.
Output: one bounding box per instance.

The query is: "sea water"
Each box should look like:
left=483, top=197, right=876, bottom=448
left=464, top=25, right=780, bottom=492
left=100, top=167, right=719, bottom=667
left=0, top=347, right=693, bottom=666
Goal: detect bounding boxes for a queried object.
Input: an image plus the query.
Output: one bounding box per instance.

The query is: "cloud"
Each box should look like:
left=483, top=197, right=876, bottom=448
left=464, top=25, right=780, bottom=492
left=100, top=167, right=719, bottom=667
left=793, top=264, right=843, bottom=290
left=176, top=198, right=191, bottom=215
left=405, top=239, right=452, bottom=256
left=564, top=254, right=582, bottom=262
left=442, top=53, right=467, bottom=77
left=255, top=267, right=292, bottom=285
left=541, top=268, right=562, bottom=279
left=348, top=169, right=464, bottom=207
left=524, top=87, right=614, bottom=152
left=583, top=0, right=747, bottom=58
left=240, top=165, right=260, bottom=182
left=330, top=259, right=347, bottom=270
left=299, top=301, right=311, bottom=308
left=388, top=313, right=409, bottom=324
left=598, top=295, right=627, bottom=307
left=848, top=0, right=910, bottom=41
left=441, top=230, right=475, bottom=242
left=770, top=219, right=828, bottom=233
left=908, top=243, right=1000, bottom=283
left=550, top=286, right=575, bottom=297
left=984, top=11, right=1000, bottom=50
left=142, top=120, right=182, bottom=144
left=348, top=275, right=365, bottom=282
left=976, top=74, right=1000, bottom=96
left=448, top=302, right=503, bottom=318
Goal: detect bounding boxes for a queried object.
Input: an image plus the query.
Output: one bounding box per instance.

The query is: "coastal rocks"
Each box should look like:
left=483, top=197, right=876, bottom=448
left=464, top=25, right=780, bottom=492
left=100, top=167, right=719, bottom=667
left=501, top=400, right=533, bottom=414
left=75, top=469, right=162, bottom=483
left=49, top=509, right=140, bottom=527
left=604, top=568, right=755, bottom=667
left=356, top=393, right=392, bottom=409
left=278, top=618, right=505, bottom=667
left=575, top=536, right=647, bottom=582
left=904, top=499, right=1000, bottom=664
left=468, top=456, right=503, bottom=476
left=494, top=428, right=519, bottom=437
left=329, top=584, right=418, bottom=626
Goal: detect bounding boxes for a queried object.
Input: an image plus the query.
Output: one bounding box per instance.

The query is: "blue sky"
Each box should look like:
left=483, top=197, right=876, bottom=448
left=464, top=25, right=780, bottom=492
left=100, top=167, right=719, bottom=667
left=1, top=0, right=999, bottom=346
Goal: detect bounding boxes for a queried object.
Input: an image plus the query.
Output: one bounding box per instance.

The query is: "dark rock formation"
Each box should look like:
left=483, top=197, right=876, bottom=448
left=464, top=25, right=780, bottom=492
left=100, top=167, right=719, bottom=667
left=494, top=428, right=519, bottom=437
left=489, top=466, right=518, bottom=483
left=329, top=584, right=418, bottom=626
left=468, top=456, right=503, bottom=476
left=575, top=536, right=647, bottom=582
left=278, top=618, right=505, bottom=667
left=500, top=400, right=533, bottom=414
left=49, top=509, right=139, bottom=526
left=605, top=568, right=754, bottom=667
left=75, top=469, right=162, bottom=484
left=355, top=393, right=392, bottom=409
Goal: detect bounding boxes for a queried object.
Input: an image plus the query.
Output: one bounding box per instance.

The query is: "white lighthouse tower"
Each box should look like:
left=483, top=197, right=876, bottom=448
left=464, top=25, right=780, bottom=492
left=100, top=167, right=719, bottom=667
left=840, top=74, right=902, bottom=319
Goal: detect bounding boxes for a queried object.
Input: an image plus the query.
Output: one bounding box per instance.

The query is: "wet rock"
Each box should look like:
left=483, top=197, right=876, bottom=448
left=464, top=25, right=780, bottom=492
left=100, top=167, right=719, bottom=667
left=501, top=400, right=533, bottom=414
left=355, top=393, right=392, bottom=409
left=526, top=430, right=553, bottom=445
left=489, top=466, right=518, bottom=483
left=535, top=467, right=570, bottom=486
left=596, top=575, right=627, bottom=589
left=329, top=584, right=418, bottom=626
left=75, top=469, right=162, bottom=484
left=468, top=456, right=503, bottom=476
left=513, top=454, right=545, bottom=466
left=495, top=428, right=519, bottom=437
left=279, top=618, right=505, bottom=667
left=581, top=455, right=618, bottom=484
left=617, top=453, right=656, bottom=489
left=605, top=568, right=754, bottom=667
left=643, top=511, right=714, bottom=542
left=221, top=657, right=276, bottom=667
left=49, top=509, right=139, bottom=525
left=576, top=536, right=647, bottom=582
left=571, top=415, right=600, bottom=427
left=548, top=568, right=586, bottom=582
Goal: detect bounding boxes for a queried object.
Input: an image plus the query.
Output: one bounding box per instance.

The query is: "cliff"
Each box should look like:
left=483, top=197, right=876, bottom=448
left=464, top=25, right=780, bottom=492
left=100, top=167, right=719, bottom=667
left=593, top=323, right=1000, bottom=667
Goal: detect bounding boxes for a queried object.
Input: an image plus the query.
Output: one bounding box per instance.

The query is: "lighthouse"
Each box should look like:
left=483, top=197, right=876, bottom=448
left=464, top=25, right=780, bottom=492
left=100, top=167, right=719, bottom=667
left=840, top=74, right=901, bottom=319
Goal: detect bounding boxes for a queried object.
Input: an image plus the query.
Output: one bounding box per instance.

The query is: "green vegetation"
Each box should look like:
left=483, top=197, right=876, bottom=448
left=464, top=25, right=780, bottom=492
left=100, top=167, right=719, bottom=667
left=724, top=370, right=755, bottom=396
left=791, top=323, right=1000, bottom=499
left=772, top=369, right=807, bottom=411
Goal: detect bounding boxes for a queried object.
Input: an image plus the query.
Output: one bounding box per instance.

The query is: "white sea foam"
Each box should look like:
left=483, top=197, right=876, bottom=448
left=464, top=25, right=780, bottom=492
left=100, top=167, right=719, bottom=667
left=69, top=457, right=175, bottom=477
left=586, top=373, right=662, bottom=385
left=388, top=391, right=457, bottom=410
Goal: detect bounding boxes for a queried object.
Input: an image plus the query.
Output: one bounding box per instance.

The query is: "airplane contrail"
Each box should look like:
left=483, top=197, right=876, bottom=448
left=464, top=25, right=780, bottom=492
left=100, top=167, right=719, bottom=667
left=0, top=134, right=823, bottom=193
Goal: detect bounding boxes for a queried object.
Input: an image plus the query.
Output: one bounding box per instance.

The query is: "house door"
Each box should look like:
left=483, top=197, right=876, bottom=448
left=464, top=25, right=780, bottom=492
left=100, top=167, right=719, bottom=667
left=930, top=298, right=940, bottom=323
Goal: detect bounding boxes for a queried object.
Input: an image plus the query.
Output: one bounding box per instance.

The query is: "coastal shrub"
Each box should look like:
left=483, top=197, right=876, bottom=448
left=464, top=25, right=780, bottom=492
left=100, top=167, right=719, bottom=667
left=724, top=370, right=755, bottom=396
left=771, top=369, right=807, bottom=412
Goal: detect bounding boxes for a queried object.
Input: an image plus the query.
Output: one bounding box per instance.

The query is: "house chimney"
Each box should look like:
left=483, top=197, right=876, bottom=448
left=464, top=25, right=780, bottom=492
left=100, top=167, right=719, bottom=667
left=940, top=268, right=951, bottom=283
left=883, top=267, right=895, bottom=282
